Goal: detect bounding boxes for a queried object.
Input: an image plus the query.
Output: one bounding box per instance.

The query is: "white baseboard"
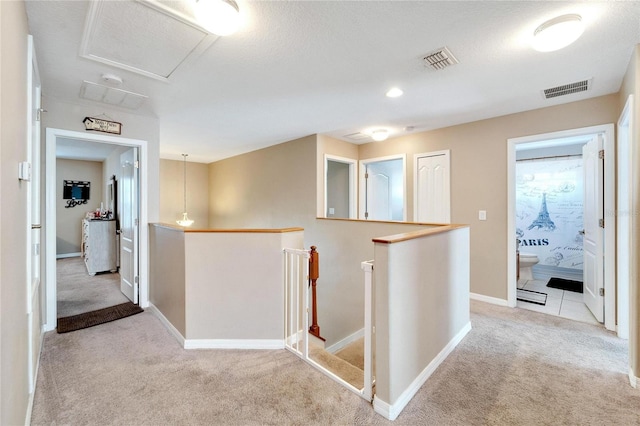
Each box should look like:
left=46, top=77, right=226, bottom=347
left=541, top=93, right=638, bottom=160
left=26, top=326, right=45, bottom=425
left=184, top=339, right=284, bottom=350
left=630, top=368, right=639, bottom=389
left=147, top=303, right=185, bottom=348
left=56, top=252, right=81, bottom=259
left=374, top=321, right=472, bottom=421
left=149, top=304, right=283, bottom=350
left=470, top=293, right=508, bottom=307
left=325, top=328, right=364, bottom=354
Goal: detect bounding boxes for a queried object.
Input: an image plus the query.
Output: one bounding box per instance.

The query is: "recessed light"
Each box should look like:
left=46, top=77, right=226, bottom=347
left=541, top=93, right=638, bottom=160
left=371, top=129, right=389, bottom=142
left=532, top=14, right=584, bottom=52
left=386, top=87, right=403, bottom=98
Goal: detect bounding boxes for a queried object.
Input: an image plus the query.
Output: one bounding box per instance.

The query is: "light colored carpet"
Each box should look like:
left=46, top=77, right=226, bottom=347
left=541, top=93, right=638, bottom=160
left=31, top=300, right=640, bottom=425
left=57, top=257, right=129, bottom=318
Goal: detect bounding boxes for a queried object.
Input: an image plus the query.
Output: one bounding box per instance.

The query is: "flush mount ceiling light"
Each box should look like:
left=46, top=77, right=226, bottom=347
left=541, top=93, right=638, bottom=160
left=532, top=14, right=584, bottom=52
left=371, top=129, right=389, bottom=142
left=386, top=87, right=403, bottom=98
left=194, top=0, right=241, bottom=36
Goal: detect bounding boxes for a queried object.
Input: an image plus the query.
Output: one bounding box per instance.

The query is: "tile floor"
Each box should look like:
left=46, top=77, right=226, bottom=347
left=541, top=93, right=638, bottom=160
left=517, top=278, right=600, bottom=325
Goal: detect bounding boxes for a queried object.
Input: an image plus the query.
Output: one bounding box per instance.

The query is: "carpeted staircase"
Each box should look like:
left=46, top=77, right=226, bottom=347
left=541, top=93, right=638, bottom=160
left=309, top=337, right=365, bottom=390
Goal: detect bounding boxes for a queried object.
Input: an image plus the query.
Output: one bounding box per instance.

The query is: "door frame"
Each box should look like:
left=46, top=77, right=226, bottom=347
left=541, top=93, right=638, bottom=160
left=507, top=124, right=615, bottom=332
left=26, top=34, right=42, bottom=394
left=359, top=154, right=407, bottom=221
left=616, top=95, right=633, bottom=340
left=413, top=149, right=451, bottom=224
left=324, top=154, right=357, bottom=219
left=44, top=128, right=149, bottom=332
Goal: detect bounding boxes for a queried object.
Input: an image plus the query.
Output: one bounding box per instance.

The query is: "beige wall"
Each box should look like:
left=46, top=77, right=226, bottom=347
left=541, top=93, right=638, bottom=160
left=160, top=159, right=209, bottom=228
left=619, top=45, right=640, bottom=382
left=209, top=134, right=437, bottom=346
left=209, top=134, right=317, bottom=228
left=149, top=225, right=186, bottom=336
left=185, top=230, right=304, bottom=340
left=359, top=94, right=620, bottom=300
left=56, top=159, right=104, bottom=255
left=374, top=227, right=470, bottom=412
left=0, top=1, right=31, bottom=424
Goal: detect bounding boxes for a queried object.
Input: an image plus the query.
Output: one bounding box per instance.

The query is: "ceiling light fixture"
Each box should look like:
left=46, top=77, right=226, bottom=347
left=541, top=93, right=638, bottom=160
left=194, top=0, right=241, bottom=36
left=532, top=14, right=584, bottom=52
left=371, top=129, right=389, bottom=142
left=176, top=154, right=194, bottom=227
left=386, top=87, right=403, bottom=98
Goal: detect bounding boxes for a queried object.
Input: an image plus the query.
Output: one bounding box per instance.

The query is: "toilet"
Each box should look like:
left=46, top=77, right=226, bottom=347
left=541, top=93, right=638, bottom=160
left=519, top=252, right=539, bottom=281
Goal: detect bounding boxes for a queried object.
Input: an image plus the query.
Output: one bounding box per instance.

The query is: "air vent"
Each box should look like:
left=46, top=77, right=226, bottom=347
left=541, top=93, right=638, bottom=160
left=543, top=79, right=591, bottom=99
left=343, top=132, right=370, bottom=141
left=423, top=47, right=459, bottom=71
left=79, top=81, right=148, bottom=109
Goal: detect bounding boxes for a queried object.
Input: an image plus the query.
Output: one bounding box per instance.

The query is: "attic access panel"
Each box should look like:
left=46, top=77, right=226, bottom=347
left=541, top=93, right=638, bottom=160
left=80, top=0, right=218, bottom=81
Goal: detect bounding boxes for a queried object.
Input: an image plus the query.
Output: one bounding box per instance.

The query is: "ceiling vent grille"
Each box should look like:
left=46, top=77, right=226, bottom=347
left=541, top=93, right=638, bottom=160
left=543, top=79, right=591, bottom=99
left=79, top=81, right=148, bottom=109
left=343, top=132, right=370, bottom=141
left=423, top=47, right=459, bottom=71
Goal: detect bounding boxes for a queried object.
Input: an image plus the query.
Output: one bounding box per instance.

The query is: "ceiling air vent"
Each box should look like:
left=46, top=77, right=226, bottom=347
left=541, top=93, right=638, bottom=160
left=543, top=79, right=591, bottom=99
left=344, top=132, right=370, bottom=142
left=423, top=47, right=459, bottom=71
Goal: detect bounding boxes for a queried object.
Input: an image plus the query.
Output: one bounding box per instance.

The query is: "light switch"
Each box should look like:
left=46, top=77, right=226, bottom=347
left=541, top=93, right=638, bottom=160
left=328, top=207, right=335, bottom=215
left=479, top=210, right=487, bottom=221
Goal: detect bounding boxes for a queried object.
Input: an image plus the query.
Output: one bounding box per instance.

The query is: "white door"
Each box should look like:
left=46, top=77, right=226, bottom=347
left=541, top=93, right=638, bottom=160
left=415, top=151, right=451, bottom=223
left=367, top=166, right=391, bottom=220
left=361, top=157, right=405, bottom=221
left=582, top=135, right=604, bottom=323
left=26, top=35, right=42, bottom=393
left=120, top=148, right=139, bottom=303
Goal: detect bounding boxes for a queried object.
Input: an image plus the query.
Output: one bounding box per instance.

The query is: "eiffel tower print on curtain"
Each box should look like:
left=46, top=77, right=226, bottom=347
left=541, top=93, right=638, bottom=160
left=527, top=193, right=556, bottom=231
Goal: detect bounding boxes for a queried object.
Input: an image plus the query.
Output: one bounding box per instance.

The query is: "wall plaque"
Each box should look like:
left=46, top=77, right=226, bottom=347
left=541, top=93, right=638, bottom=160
left=83, top=117, right=122, bottom=135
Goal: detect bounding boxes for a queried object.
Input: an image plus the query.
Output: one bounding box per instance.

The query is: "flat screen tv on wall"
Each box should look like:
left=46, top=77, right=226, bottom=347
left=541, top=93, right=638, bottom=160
left=63, top=180, right=90, bottom=200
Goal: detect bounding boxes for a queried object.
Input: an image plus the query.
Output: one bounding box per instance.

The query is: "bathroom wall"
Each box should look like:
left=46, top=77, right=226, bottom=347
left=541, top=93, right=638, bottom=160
left=515, top=156, right=584, bottom=271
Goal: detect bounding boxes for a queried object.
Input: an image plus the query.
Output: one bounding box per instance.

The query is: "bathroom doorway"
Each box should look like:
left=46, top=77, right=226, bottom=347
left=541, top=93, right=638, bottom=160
left=507, top=124, right=618, bottom=333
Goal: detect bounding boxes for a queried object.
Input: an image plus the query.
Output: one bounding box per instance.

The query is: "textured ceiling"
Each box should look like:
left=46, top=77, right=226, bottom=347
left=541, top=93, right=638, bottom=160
left=25, top=1, right=640, bottom=163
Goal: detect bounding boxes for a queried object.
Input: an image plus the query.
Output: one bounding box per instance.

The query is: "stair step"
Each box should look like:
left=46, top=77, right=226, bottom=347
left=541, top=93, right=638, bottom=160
left=309, top=343, right=364, bottom=390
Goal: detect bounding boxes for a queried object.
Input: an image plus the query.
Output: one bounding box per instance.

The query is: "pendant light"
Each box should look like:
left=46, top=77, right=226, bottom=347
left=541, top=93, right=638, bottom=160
left=176, top=154, right=194, bottom=227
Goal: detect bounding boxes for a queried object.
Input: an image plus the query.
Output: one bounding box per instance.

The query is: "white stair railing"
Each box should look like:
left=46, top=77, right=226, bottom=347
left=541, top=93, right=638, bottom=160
left=283, top=248, right=310, bottom=359
left=361, top=260, right=375, bottom=402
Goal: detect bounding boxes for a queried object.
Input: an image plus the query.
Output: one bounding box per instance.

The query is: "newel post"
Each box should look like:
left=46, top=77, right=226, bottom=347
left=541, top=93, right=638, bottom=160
left=308, top=246, right=323, bottom=340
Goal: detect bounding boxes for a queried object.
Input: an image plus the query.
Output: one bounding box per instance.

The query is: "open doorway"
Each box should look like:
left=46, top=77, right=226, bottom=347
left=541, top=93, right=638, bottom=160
left=507, top=124, right=619, bottom=334
left=55, top=140, right=133, bottom=319
left=44, top=128, right=149, bottom=332
left=359, top=155, right=406, bottom=221
left=324, top=155, right=357, bottom=219
left=514, top=136, right=597, bottom=324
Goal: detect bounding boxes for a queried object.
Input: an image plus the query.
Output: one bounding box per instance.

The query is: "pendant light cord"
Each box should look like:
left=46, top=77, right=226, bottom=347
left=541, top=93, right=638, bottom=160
left=182, top=153, right=188, bottom=213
